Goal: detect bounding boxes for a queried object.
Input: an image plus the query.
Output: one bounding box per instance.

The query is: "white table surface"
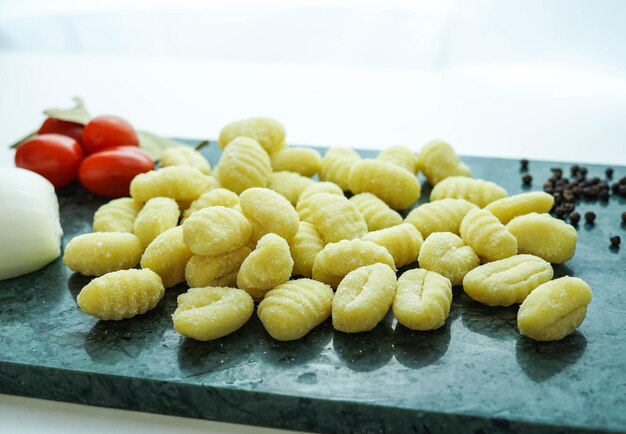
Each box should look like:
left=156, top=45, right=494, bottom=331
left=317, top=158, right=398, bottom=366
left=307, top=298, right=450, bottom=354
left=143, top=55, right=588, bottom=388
left=1, top=2, right=626, bottom=433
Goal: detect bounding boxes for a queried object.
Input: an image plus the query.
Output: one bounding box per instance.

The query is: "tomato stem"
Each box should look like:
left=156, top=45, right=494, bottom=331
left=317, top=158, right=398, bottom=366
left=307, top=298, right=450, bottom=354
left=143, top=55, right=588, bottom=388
left=9, top=130, right=38, bottom=149
left=194, top=140, right=209, bottom=151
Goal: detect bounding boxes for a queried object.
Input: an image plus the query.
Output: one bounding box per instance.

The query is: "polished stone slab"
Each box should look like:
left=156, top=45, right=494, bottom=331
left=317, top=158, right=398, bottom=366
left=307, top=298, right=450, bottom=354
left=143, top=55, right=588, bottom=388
left=1, top=142, right=625, bottom=433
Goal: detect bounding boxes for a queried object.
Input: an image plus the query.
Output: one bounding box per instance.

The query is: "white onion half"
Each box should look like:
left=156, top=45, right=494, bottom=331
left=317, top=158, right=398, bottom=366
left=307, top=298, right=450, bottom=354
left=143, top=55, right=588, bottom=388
left=0, top=167, right=63, bottom=280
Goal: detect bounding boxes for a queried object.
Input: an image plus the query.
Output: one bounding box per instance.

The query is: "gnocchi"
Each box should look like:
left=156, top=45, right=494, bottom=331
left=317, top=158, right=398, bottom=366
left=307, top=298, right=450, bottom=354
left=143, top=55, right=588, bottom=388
left=160, top=146, right=211, bottom=175
left=185, top=247, right=251, bottom=288
left=362, top=223, right=423, bottom=268
left=417, top=232, right=479, bottom=286
left=517, top=276, right=592, bottom=341
left=216, top=136, right=272, bottom=194
left=64, top=232, right=142, bottom=276
left=405, top=198, right=477, bottom=238
left=377, top=146, right=418, bottom=174
left=484, top=192, right=555, bottom=224
left=140, top=226, right=194, bottom=288
left=182, top=206, right=251, bottom=256
left=460, top=209, right=518, bottom=262
left=239, top=187, right=299, bottom=243
left=289, top=221, right=325, bottom=278
left=133, top=197, right=179, bottom=248
left=298, top=181, right=344, bottom=203
left=430, top=176, right=507, bottom=208
left=92, top=197, right=143, bottom=233
left=417, top=139, right=471, bottom=185
left=268, top=171, right=314, bottom=205
left=258, top=278, right=334, bottom=341
left=182, top=188, right=240, bottom=221
left=319, top=147, right=361, bottom=191
left=218, top=117, right=286, bottom=154
left=270, top=147, right=322, bottom=177
left=130, top=166, right=209, bottom=202
left=332, top=264, right=397, bottom=333
left=349, top=192, right=403, bottom=231
left=298, top=192, right=367, bottom=243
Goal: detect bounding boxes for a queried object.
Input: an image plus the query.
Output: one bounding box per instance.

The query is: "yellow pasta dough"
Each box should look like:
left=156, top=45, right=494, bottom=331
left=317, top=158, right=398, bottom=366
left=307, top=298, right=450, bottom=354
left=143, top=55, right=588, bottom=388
left=160, top=146, right=211, bottom=175
left=349, top=159, right=421, bottom=210
left=289, top=221, right=325, bottom=278
left=239, top=187, right=299, bottom=243
left=404, top=198, right=477, bottom=238
left=258, top=278, right=334, bottom=341
left=63, top=232, right=142, bottom=276
left=417, top=139, right=471, bottom=185
left=484, top=192, right=555, bottom=224
left=377, top=146, right=418, bottom=174
left=133, top=197, right=180, bottom=248
left=216, top=136, right=272, bottom=194
left=460, top=209, right=518, bottom=262
left=417, top=232, right=479, bottom=286
left=182, top=188, right=240, bottom=221
left=218, top=117, right=286, bottom=154
left=236, top=233, right=294, bottom=300
left=185, top=247, right=251, bottom=288
left=349, top=193, right=403, bottom=231
left=92, top=197, right=143, bottom=233
left=319, top=147, right=361, bottom=191
left=517, top=276, right=592, bottom=341
left=362, top=223, right=423, bottom=268
left=312, top=239, right=396, bottom=288
left=77, top=268, right=164, bottom=320
left=182, top=206, right=251, bottom=256
left=430, top=176, right=507, bottom=208
left=130, top=166, right=210, bottom=202
left=506, top=213, right=577, bottom=264
left=462, top=254, right=554, bottom=306
left=268, top=171, right=314, bottom=205
left=297, top=192, right=367, bottom=243
left=298, top=181, right=344, bottom=203
left=140, top=226, right=194, bottom=288
left=332, top=264, right=397, bottom=333
left=172, top=286, right=254, bottom=341
left=270, top=147, right=322, bottom=177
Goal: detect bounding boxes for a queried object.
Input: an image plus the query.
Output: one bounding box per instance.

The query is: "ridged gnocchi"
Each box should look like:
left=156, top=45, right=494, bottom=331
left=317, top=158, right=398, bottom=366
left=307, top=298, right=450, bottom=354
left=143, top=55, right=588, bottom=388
left=270, top=147, right=322, bottom=177
left=268, top=171, right=314, bottom=205
left=130, top=166, right=209, bottom=202
left=298, top=181, right=344, bottom=203
left=185, top=247, right=251, bottom=288
left=160, top=146, right=211, bottom=175
left=484, top=192, right=554, bottom=225
left=218, top=117, right=286, bottom=154
left=393, top=269, right=452, bottom=330
left=182, top=188, right=240, bottom=221
left=216, top=136, right=272, bottom=194
left=349, top=193, right=403, bottom=231
left=140, top=226, right=194, bottom=288
left=405, top=198, right=477, bottom=238
left=172, top=286, right=254, bottom=341
left=182, top=206, right=251, bottom=256
left=377, top=146, right=418, bottom=174
left=92, top=198, right=143, bottom=233
left=133, top=197, right=179, bottom=248
left=297, top=192, right=367, bottom=243
left=463, top=254, right=554, bottom=306
left=517, top=276, right=592, bottom=341
left=64, top=232, right=142, bottom=276
left=362, top=223, right=423, bottom=268
left=417, top=139, right=471, bottom=185
left=77, top=269, right=164, bottom=320
left=506, top=213, right=577, bottom=264
left=319, top=147, right=361, bottom=191
left=258, top=279, right=334, bottom=341
left=417, top=232, right=479, bottom=286
left=289, top=221, right=325, bottom=278
left=460, top=209, right=518, bottom=262
left=349, top=159, right=421, bottom=210
left=239, top=187, right=299, bottom=243
left=332, top=264, right=397, bottom=333
left=430, top=176, right=507, bottom=208
left=312, top=239, right=396, bottom=288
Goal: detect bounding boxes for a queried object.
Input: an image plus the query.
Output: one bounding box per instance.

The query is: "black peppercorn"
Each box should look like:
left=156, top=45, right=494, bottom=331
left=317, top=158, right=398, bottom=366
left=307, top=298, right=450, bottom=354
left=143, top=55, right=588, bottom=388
left=520, top=159, right=529, bottom=170
left=569, top=212, right=581, bottom=225
left=570, top=165, right=580, bottom=176
left=610, top=236, right=621, bottom=247
left=612, top=183, right=620, bottom=194
left=579, top=167, right=588, bottom=176
left=621, top=211, right=626, bottom=223
left=599, top=190, right=610, bottom=201
left=619, top=185, right=626, bottom=196
left=522, top=174, right=532, bottom=185
left=584, top=211, right=596, bottom=224
left=606, top=167, right=614, bottom=178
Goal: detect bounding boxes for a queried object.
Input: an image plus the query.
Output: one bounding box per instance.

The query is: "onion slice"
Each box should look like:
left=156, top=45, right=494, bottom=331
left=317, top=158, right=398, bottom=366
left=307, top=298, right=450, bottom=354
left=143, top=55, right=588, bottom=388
left=0, top=167, right=63, bottom=280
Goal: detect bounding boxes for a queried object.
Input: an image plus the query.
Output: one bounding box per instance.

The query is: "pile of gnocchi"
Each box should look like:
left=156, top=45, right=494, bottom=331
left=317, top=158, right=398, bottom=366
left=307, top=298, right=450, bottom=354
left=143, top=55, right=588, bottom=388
left=63, top=117, right=592, bottom=343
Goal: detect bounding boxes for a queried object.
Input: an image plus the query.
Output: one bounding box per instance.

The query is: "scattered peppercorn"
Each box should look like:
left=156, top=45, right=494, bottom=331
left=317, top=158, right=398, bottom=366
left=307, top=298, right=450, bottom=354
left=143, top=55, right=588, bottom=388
left=610, top=236, right=621, bottom=247
left=569, top=212, right=581, bottom=225
left=522, top=174, right=532, bottom=185
left=579, top=167, right=588, bottom=176
left=605, top=167, right=614, bottom=178
left=621, top=211, right=626, bottom=223
left=585, top=211, right=596, bottom=224
left=599, top=190, right=610, bottom=201
left=570, top=165, right=580, bottom=177
left=520, top=159, right=529, bottom=170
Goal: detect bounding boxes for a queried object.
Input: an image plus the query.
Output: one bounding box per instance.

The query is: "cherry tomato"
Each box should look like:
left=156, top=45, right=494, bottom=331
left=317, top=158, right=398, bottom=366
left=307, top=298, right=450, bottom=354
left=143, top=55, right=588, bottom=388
left=78, top=146, right=154, bottom=198
left=37, top=117, right=85, bottom=145
left=83, top=115, right=139, bottom=154
left=15, top=134, right=84, bottom=188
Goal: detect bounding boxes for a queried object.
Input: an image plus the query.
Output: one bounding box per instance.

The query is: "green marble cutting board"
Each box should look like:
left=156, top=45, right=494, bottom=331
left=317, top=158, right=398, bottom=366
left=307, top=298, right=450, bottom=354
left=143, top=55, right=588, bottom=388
left=1, top=142, right=625, bottom=434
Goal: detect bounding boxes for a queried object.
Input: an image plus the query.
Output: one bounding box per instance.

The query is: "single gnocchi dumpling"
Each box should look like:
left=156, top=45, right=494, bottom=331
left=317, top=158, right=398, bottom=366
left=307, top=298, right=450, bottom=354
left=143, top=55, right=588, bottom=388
left=289, top=221, right=325, bottom=278
left=417, top=139, right=471, bottom=185
left=239, top=187, right=299, bottom=243
left=216, top=136, right=272, bottom=194
left=270, top=147, right=322, bottom=177
left=130, top=166, right=210, bottom=202
left=236, top=233, right=294, bottom=300
left=172, top=286, right=254, bottom=341
left=517, top=276, right=592, bottom=341
left=298, top=181, right=344, bottom=203
left=430, top=176, right=507, bottom=208
left=218, top=117, right=286, bottom=154
left=92, top=197, right=143, bottom=233
left=182, top=206, right=251, bottom=256
left=185, top=247, right=251, bottom=288
left=140, top=226, right=194, bottom=288
left=319, top=147, right=361, bottom=191
left=77, top=269, right=164, bottom=320
left=362, top=223, right=423, bottom=268
left=417, top=232, right=479, bottom=286
left=484, top=192, right=555, bottom=224
left=182, top=188, right=240, bottom=221
left=393, top=268, right=452, bottom=331
left=133, top=197, right=179, bottom=248
left=312, top=239, right=396, bottom=288
left=332, top=264, right=397, bottom=333
left=258, top=279, right=334, bottom=341
left=297, top=192, right=367, bottom=243
left=460, top=209, right=518, bottom=262
left=268, top=171, right=314, bottom=205
left=462, top=254, right=554, bottom=306
left=506, top=213, right=577, bottom=264
left=160, top=146, right=211, bottom=175
left=63, top=232, right=143, bottom=276
left=349, top=192, right=403, bottom=231
left=377, top=146, right=418, bottom=174
left=404, top=198, right=477, bottom=238
left=349, top=159, right=421, bottom=210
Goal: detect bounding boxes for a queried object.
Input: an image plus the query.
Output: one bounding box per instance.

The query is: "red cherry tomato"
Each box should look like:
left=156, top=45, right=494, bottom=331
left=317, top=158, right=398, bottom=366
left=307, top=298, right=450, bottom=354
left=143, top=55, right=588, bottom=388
left=78, top=146, right=154, bottom=198
left=15, top=134, right=84, bottom=188
left=83, top=115, right=139, bottom=154
left=37, top=117, right=85, bottom=145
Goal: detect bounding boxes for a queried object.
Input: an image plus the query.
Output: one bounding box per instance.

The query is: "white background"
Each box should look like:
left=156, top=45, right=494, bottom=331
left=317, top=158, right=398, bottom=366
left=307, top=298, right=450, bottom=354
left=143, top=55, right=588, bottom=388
left=1, top=1, right=625, bottom=433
